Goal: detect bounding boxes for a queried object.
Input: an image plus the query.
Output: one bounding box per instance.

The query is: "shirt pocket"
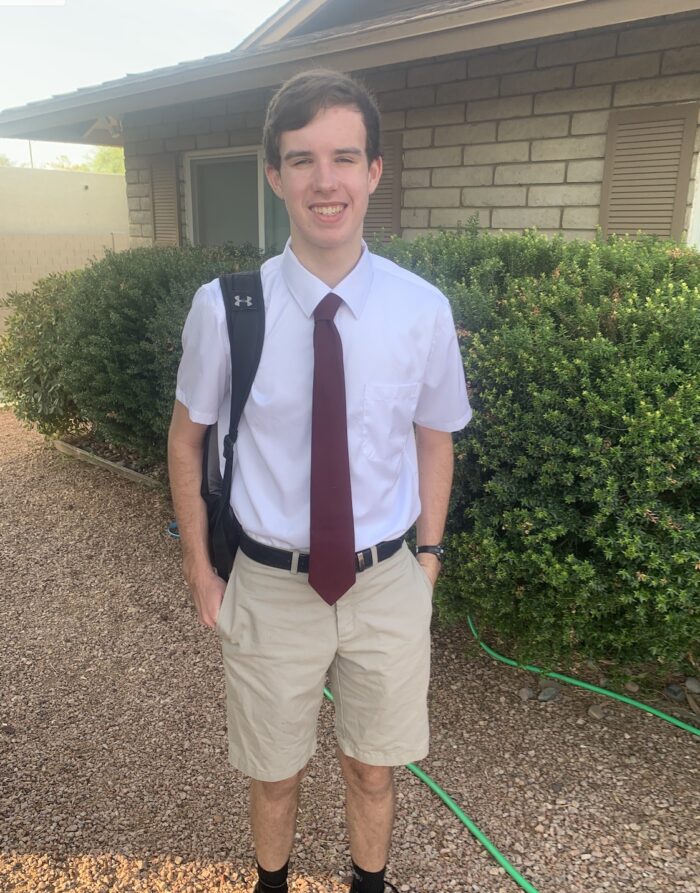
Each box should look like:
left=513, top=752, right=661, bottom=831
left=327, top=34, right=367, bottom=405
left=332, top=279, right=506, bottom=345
left=361, top=382, right=420, bottom=478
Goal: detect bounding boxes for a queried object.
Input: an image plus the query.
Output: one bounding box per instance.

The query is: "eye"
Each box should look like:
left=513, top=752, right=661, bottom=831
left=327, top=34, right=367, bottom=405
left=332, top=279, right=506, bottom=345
left=337, top=156, right=356, bottom=164
left=292, top=158, right=311, bottom=166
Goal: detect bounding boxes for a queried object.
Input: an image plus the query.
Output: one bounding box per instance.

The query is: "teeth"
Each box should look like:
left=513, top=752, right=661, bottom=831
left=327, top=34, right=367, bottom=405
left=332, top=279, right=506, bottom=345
left=313, top=205, right=343, bottom=216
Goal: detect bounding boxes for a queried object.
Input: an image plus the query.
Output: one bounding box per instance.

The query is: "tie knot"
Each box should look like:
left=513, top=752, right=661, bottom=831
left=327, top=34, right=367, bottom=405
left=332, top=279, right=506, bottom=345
left=314, top=292, right=342, bottom=322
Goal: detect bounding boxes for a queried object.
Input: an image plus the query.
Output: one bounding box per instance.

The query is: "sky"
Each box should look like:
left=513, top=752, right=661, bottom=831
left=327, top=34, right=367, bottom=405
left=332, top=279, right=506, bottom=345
left=0, top=0, right=287, bottom=166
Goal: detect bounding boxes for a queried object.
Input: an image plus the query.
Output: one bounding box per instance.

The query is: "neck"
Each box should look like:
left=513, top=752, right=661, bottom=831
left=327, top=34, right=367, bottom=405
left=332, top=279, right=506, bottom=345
left=289, top=238, right=364, bottom=289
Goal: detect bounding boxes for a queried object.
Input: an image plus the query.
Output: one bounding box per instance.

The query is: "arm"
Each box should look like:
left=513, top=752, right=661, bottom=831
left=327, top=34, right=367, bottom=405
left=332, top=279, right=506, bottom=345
left=167, top=399, right=225, bottom=628
left=414, top=424, right=455, bottom=586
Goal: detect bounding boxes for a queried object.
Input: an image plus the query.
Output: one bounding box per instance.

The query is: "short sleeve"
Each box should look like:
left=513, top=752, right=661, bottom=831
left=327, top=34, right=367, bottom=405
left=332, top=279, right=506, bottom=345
left=175, top=281, right=229, bottom=425
left=413, top=295, right=472, bottom=432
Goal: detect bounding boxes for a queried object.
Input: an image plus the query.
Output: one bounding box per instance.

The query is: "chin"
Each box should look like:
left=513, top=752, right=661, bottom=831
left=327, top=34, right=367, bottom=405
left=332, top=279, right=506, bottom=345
left=306, top=228, right=351, bottom=250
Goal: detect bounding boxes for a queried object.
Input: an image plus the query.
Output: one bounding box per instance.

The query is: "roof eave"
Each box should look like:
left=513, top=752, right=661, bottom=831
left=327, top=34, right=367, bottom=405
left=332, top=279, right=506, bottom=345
left=236, top=0, right=328, bottom=50
left=2, top=0, right=698, bottom=143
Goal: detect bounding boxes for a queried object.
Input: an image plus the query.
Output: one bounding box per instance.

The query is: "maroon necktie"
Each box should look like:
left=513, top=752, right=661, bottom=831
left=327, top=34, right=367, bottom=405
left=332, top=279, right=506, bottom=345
left=309, top=292, right=356, bottom=604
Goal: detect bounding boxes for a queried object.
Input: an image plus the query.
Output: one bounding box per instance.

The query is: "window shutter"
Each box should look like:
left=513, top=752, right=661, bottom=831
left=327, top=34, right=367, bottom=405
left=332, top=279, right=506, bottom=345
left=600, top=104, right=698, bottom=240
left=151, top=155, right=181, bottom=246
left=364, top=131, right=402, bottom=242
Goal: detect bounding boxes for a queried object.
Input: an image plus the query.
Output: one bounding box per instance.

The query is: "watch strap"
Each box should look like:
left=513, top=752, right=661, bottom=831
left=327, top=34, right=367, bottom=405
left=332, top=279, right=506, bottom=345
left=416, top=544, right=445, bottom=562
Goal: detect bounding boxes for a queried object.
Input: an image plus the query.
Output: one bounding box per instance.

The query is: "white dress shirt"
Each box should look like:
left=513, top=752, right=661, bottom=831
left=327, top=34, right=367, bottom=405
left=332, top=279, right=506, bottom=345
left=176, top=240, right=471, bottom=551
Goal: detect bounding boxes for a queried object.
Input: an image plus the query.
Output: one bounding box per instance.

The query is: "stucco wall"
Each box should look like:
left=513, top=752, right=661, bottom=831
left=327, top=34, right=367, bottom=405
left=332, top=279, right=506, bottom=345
left=0, top=167, right=129, bottom=331
left=122, top=10, right=700, bottom=247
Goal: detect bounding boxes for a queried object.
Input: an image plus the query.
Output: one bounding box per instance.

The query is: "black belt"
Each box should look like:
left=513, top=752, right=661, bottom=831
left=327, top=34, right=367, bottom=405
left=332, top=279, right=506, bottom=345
left=239, top=531, right=404, bottom=574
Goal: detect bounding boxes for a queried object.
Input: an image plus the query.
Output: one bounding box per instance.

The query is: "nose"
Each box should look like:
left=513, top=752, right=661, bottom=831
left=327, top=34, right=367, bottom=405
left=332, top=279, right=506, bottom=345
left=312, top=158, right=337, bottom=193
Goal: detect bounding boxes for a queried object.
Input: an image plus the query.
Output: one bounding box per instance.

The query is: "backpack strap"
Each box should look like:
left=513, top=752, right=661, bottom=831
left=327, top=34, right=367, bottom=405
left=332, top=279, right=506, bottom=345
left=218, top=270, right=265, bottom=509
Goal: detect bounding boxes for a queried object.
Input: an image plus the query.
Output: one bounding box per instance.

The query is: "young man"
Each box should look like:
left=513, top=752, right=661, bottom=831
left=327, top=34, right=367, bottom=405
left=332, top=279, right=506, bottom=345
left=168, top=69, right=471, bottom=893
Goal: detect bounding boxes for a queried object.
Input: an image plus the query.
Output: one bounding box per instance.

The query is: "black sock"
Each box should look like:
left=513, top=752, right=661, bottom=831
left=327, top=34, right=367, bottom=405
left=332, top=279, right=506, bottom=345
left=256, top=860, right=289, bottom=893
left=350, top=859, right=386, bottom=893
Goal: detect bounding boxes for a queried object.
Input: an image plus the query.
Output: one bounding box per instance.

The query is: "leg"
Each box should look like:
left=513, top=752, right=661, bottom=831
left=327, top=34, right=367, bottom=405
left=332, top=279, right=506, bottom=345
left=250, top=767, right=306, bottom=872
left=218, top=552, right=338, bottom=876
left=330, top=547, right=432, bottom=889
left=337, top=748, right=395, bottom=871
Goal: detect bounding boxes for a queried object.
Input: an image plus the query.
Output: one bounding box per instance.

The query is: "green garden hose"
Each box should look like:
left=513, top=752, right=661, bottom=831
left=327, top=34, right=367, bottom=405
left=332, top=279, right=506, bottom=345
left=406, top=762, right=540, bottom=893
left=466, top=615, right=700, bottom=739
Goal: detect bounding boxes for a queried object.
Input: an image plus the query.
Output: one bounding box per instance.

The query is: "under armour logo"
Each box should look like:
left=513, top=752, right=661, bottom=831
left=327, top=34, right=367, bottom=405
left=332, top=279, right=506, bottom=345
left=232, top=294, right=254, bottom=309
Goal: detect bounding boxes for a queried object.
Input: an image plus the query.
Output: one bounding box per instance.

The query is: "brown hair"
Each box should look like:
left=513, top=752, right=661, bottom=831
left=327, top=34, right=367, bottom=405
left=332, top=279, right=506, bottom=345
left=263, top=68, right=381, bottom=170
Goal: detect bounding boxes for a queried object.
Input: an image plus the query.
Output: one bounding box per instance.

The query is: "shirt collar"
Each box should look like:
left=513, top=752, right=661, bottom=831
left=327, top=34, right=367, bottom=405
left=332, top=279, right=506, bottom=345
left=280, top=239, right=374, bottom=319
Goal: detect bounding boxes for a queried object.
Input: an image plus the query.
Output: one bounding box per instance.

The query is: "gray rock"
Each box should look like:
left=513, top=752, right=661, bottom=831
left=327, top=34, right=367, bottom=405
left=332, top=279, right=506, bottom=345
left=685, top=677, right=700, bottom=695
left=538, top=685, right=560, bottom=702
left=519, top=686, right=535, bottom=702
left=664, top=684, right=686, bottom=704
left=624, top=681, right=640, bottom=694
left=588, top=704, right=606, bottom=720
left=687, top=692, right=700, bottom=717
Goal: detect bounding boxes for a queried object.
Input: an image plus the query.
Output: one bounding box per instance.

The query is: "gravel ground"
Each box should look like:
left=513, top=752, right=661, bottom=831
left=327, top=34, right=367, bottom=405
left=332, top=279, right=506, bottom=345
left=1, top=407, right=698, bottom=893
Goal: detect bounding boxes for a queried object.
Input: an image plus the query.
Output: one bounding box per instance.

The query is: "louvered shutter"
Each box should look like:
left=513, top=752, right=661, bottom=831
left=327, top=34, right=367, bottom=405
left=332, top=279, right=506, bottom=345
left=600, top=104, right=698, bottom=239
left=364, top=131, right=402, bottom=241
left=151, top=155, right=181, bottom=246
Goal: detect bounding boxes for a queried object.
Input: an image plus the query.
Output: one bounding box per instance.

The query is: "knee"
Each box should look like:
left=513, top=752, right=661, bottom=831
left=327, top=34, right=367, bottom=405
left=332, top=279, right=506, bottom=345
left=339, top=752, right=393, bottom=798
left=255, top=766, right=306, bottom=802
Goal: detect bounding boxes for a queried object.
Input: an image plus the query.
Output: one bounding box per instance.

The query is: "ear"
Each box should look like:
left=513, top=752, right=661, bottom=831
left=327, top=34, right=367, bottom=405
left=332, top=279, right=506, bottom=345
left=367, top=154, right=383, bottom=196
left=264, top=163, right=284, bottom=200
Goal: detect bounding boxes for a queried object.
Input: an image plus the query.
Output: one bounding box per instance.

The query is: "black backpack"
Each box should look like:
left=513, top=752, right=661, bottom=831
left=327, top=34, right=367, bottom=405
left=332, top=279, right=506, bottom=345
left=201, top=271, right=265, bottom=581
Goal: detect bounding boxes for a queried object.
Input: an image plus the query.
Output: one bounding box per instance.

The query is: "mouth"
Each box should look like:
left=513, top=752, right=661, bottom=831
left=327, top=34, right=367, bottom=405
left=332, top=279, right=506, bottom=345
left=310, top=203, right=346, bottom=220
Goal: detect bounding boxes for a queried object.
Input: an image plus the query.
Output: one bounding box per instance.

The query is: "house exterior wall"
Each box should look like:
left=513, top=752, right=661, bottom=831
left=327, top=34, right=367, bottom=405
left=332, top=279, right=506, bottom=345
left=0, top=167, right=129, bottom=332
left=123, top=11, right=700, bottom=247
left=374, top=12, right=700, bottom=241
left=124, top=91, right=271, bottom=247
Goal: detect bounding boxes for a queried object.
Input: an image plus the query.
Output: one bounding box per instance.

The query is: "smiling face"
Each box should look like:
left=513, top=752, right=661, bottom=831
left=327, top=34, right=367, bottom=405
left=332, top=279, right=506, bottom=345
left=264, top=104, right=382, bottom=283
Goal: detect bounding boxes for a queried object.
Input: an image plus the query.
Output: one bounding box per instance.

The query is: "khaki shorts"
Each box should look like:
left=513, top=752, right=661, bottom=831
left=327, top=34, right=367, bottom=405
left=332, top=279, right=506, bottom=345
left=216, top=542, right=433, bottom=782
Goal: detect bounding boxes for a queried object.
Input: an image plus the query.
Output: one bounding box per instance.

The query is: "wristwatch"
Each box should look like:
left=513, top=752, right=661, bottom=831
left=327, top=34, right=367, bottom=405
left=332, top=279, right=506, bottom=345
left=416, top=544, right=446, bottom=563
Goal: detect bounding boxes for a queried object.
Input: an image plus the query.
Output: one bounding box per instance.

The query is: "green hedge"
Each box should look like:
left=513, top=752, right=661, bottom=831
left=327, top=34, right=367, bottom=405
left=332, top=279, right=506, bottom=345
left=0, top=243, right=264, bottom=460
left=378, top=228, right=700, bottom=668
left=1, top=230, right=698, bottom=667
left=0, top=271, right=86, bottom=434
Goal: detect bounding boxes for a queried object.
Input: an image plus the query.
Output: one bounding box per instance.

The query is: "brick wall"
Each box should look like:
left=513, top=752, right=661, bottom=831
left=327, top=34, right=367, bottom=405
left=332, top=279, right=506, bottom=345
left=379, top=13, right=700, bottom=240
left=123, top=11, right=700, bottom=245
left=124, top=91, right=270, bottom=246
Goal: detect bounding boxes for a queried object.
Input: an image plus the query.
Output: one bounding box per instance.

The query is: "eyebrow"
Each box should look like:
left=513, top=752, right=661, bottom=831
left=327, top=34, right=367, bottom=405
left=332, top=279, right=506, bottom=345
left=282, top=147, right=363, bottom=161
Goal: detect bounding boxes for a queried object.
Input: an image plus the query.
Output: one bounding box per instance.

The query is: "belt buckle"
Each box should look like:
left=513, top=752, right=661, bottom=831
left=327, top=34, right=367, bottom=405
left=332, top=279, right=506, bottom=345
left=356, top=545, right=379, bottom=572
